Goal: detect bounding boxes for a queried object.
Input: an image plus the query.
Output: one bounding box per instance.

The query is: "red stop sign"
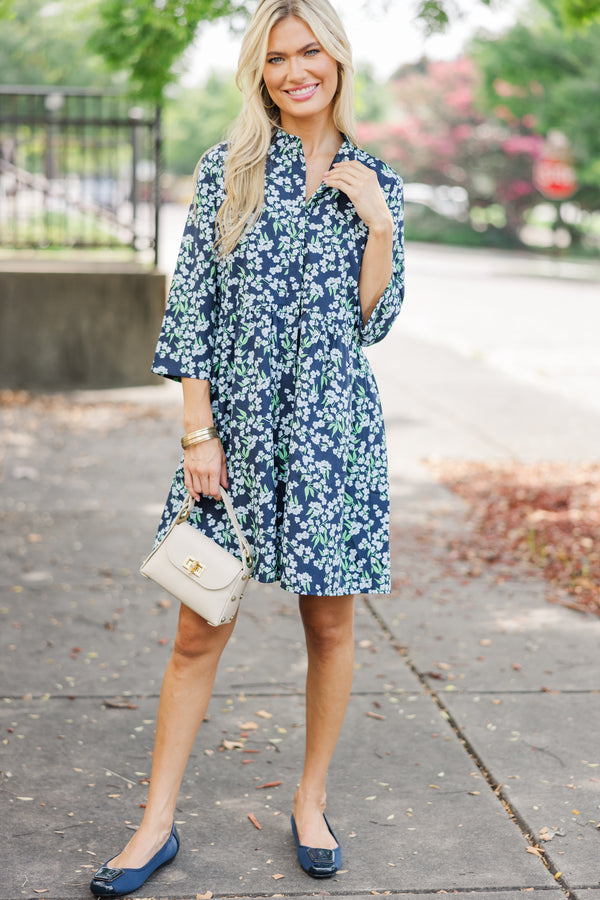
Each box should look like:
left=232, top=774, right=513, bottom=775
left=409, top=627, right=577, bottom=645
left=533, top=157, right=577, bottom=200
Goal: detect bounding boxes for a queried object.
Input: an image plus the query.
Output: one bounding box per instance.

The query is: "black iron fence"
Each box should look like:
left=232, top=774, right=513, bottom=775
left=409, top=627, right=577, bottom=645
left=0, top=87, right=161, bottom=265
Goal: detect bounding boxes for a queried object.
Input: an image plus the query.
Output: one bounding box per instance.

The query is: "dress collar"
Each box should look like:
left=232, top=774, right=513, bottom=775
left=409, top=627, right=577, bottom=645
left=269, top=127, right=355, bottom=163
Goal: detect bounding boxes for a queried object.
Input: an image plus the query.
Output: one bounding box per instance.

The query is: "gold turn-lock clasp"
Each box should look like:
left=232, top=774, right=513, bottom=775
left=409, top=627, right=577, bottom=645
left=183, top=556, right=205, bottom=578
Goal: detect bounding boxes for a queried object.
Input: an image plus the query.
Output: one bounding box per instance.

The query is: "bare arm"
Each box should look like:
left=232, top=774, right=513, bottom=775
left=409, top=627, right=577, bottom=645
left=181, top=377, right=228, bottom=501
left=323, top=160, right=394, bottom=326
left=357, top=219, right=394, bottom=326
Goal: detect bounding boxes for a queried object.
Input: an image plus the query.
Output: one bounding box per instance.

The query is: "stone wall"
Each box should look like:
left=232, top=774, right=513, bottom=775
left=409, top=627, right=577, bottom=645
left=0, top=263, right=166, bottom=390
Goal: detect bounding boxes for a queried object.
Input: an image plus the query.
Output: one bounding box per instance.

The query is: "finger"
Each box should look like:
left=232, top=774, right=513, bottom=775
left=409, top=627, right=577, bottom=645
left=208, top=469, right=222, bottom=501
left=329, top=161, right=373, bottom=178
left=324, top=169, right=371, bottom=191
left=199, top=472, right=213, bottom=497
left=194, top=473, right=206, bottom=500
left=324, top=174, right=363, bottom=192
left=221, top=459, right=229, bottom=490
left=324, top=163, right=364, bottom=179
left=331, top=160, right=367, bottom=171
left=184, top=466, right=201, bottom=501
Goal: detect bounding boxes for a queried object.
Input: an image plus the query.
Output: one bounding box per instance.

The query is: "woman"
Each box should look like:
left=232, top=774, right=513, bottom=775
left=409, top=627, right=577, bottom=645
left=90, top=0, right=404, bottom=894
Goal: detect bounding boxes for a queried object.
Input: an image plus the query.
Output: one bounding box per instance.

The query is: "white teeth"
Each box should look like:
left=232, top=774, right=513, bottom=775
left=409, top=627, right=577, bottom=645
left=288, top=85, right=317, bottom=96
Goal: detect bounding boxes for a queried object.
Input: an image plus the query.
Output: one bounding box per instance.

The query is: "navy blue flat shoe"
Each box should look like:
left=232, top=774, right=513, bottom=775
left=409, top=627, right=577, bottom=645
left=291, top=813, right=342, bottom=878
left=90, top=823, right=180, bottom=897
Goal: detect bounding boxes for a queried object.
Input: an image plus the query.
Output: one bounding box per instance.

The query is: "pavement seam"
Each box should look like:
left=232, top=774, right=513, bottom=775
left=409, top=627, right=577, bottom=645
left=5, top=689, right=600, bottom=702
left=1, top=690, right=426, bottom=702
left=361, top=596, right=579, bottom=900
left=0, top=890, right=569, bottom=900
left=235, top=889, right=566, bottom=898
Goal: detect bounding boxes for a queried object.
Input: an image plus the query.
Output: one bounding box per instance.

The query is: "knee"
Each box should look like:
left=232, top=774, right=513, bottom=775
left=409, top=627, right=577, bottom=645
left=172, top=627, right=207, bottom=664
left=171, top=609, right=227, bottom=667
left=302, top=611, right=353, bottom=657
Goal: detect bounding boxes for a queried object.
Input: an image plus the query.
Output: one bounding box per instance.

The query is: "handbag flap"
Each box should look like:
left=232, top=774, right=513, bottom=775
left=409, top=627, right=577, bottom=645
left=165, top=522, right=243, bottom=590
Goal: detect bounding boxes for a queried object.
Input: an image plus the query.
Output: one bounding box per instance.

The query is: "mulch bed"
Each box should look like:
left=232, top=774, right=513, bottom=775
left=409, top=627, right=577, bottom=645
left=428, top=460, right=600, bottom=617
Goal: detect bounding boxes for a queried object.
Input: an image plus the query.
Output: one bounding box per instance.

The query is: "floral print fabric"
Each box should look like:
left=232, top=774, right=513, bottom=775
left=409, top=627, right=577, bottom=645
left=152, top=129, right=405, bottom=596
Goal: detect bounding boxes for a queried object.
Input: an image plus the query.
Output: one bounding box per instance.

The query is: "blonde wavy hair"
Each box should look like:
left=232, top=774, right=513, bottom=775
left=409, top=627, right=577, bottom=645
left=211, top=0, right=357, bottom=257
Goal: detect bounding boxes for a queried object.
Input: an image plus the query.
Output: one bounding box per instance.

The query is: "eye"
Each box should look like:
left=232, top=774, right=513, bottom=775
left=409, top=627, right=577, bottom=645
left=267, top=55, right=284, bottom=64
left=305, top=48, right=320, bottom=57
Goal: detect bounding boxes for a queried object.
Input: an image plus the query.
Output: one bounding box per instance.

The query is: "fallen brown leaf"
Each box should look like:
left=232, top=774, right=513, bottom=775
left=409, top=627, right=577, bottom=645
left=222, top=739, right=244, bottom=750
left=248, top=813, right=262, bottom=830
left=256, top=781, right=282, bottom=789
left=103, top=698, right=138, bottom=710
left=429, top=461, right=600, bottom=616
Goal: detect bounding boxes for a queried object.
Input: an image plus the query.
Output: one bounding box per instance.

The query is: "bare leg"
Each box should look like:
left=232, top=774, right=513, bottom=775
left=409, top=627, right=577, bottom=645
left=106, top=603, right=236, bottom=869
left=293, top=593, right=354, bottom=850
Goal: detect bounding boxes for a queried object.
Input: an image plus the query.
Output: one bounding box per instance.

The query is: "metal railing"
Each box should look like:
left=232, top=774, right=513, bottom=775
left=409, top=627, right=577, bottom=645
left=0, top=87, right=161, bottom=265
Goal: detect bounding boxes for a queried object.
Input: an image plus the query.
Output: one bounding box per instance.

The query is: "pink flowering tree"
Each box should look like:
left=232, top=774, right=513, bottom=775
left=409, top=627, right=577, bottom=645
left=359, top=57, right=545, bottom=244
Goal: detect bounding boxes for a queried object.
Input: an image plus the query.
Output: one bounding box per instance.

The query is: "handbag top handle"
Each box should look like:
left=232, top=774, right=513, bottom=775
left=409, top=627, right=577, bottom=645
left=175, top=489, right=253, bottom=567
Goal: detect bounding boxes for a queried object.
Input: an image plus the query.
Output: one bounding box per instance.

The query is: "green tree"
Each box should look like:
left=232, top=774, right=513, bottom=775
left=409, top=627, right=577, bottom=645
left=0, top=0, right=113, bottom=87
left=414, top=0, right=600, bottom=32
left=89, top=0, right=247, bottom=104
left=88, top=0, right=600, bottom=106
left=553, top=0, right=600, bottom=25
left=164, top=73, right=242, bottom=176
left=355, top=65, right=391, bottom=123
left=472, top=0, right=600, bottom=194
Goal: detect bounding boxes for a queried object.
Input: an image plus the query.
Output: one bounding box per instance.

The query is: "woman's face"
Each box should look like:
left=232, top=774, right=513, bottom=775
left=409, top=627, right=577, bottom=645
left=262, top=15, right=339, bottom=127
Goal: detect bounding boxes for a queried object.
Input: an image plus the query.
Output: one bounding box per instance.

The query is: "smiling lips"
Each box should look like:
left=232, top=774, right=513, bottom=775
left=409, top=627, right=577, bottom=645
left=285, top=83, right=319, bottom=100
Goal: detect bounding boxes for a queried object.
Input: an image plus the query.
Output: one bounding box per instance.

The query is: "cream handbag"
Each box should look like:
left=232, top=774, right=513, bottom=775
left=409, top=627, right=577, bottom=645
left=140, top=490, right=254, bottom=626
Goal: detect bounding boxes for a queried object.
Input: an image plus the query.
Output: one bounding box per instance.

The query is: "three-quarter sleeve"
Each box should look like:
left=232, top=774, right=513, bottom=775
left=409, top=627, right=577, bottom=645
left=152, top=145, right=225, bottom=381
left=358, top=175, right=405, bottom=347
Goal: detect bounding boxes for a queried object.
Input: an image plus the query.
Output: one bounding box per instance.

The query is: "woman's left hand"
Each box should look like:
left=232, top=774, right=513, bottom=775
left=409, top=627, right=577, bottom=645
left=323, top=161, right=393, bottom=232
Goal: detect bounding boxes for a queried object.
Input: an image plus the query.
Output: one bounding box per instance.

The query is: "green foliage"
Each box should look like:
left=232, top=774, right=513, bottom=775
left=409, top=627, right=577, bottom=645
left=163, top=73, right=242, bottom=176
left=0, top=0, right=113, bottom=87
left=405, top=203, right=519, bottom=248
left=355, top=66, right=391, bottom=122
left=415, top=0, right=451, bottom=34
left=472, top=0, right=600, bottom=190
left=555, top=0, right=600, bottom=25
left=89, top=0, right=247, bottom=104
left=418, top=0, right=599, bottom=31
left=3, top=0, right=599, bottom=105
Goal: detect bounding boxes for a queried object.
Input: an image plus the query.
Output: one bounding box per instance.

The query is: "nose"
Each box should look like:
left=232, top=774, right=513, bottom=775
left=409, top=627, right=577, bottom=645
left=287, top=55, right=308, bottom=82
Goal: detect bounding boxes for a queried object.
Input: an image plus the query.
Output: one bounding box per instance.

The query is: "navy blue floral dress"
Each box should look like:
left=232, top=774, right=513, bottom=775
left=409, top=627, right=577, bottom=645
left=152, top=128, right=405, bottom=596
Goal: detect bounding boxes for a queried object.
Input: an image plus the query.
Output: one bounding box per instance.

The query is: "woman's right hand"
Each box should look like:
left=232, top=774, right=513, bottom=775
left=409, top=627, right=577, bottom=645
left=184, top=438, right=228, bottom=501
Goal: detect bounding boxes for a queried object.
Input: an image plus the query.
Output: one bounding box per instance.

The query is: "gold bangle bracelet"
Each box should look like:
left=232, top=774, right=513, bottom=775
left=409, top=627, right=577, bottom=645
left=181, top=426, right=218, bottom=449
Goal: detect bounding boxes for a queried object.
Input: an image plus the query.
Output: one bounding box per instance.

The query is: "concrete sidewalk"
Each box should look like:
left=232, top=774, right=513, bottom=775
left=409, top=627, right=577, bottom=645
left=2, top=326, right=600, bottom=900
